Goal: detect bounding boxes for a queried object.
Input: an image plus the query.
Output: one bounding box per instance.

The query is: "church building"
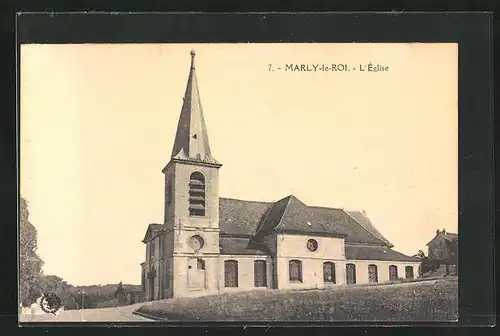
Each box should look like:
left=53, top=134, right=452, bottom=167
left=140, top=50, right=420, bottom=301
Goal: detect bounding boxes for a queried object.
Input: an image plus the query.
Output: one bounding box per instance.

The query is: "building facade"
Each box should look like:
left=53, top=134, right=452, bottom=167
left=426, top=229, right=458, bottom=265
left=140, top=50, right=420, bottom=301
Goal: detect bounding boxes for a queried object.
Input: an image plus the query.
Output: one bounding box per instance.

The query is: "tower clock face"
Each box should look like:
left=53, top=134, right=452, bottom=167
left=189, top=235, right=205, bottom=251
left=307, top=239, right=318, bottom=252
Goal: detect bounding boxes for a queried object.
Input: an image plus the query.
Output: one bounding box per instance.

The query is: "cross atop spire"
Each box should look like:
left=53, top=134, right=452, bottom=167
left=190, top=49, right=196, bottom=68
left=170, top=50, right=221, bottom=166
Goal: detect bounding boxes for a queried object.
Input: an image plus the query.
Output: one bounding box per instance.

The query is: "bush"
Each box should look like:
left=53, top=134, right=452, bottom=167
left=137, top=278, right=458, bottom=321
left=421, top=258, right=441, bottom=274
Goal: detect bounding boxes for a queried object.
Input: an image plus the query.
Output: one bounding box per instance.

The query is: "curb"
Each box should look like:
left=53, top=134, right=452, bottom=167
left=132, top=310, right=167, bottom=321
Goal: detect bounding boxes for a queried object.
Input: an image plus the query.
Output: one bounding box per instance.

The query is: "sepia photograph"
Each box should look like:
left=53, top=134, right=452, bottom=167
left=19, top=42, right=458, bottom=323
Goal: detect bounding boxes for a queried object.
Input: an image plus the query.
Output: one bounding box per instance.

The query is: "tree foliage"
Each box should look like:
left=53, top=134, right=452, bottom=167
left=19, top=197, right=44, bottom=305
left=19, top=198, right=139, bottom=309
left=114, top=281, right=128, bottom=306
left=37, top=274, right=71, bottom=296
left=415, top=249, right=426, bottom=260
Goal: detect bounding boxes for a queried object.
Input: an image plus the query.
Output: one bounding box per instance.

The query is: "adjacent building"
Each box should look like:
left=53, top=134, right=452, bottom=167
left=426, top=229, right=458, bottom=265
left=140, top=50, right=420, bottom=301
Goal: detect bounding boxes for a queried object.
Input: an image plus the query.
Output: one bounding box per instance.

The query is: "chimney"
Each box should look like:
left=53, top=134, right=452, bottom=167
left=436, top=229, right=440, bottom=235
left=442, top=228, right=446, bottom=235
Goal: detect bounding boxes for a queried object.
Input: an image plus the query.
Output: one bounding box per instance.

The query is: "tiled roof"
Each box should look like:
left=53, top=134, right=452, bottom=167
left=442, top=232, right=458, bottom=242
left=346, top=211, right=394, bottom=247
left=345, top=244, right=419, bottom=262
left=219, top=198, right=272, bottom=236
left=219, top=237, right=268, bottom=255
left=254, top=195, right=387, bottom=245
left=219, top=195, right=391, bottom=246
left=426, top=231, right=458, bottom=246
left=254, top=195, right=292, bottom=236
left=170, top=51, right=220, bottom=165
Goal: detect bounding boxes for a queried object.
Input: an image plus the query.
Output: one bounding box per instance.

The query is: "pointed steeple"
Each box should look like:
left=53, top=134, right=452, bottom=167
left=170, top=50, right=220, bottom=165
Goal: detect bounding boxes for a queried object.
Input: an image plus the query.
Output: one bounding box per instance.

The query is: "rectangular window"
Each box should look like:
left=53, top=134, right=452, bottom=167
left=389, top=265, right=398, bottom=281
left=346, top=263, right=356, bottom=284
left=323, top=262, right=336, bottom=283
left=289, top=260, right=303, bottom=282
left=224, top=260, right=238, bottom=287
left=368, top=264, right=378, bottom=283
left=254, top=260, right=267, bottom=287
left=405, top=266, right=414, bottom=279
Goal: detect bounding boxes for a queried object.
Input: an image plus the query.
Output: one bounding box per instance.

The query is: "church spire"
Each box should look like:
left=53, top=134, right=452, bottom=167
left=170, top=50, right=220, bottom=165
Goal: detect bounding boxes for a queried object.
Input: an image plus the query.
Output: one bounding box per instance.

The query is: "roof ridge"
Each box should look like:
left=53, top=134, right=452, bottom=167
left=308, top=205, right=344, bottom=210
left=343, top=210, right=392, bottom=247
left=274, top=195, right=294, bottom=232
left=254, top=201, right=276, bottom=236
left=219, top=197, right=273, bottom=204
left=345, top=211, right=394, bottom=247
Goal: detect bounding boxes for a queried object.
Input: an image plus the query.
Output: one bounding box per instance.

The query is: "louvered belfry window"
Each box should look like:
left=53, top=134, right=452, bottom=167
left=189, top=172, right=206, bottom=216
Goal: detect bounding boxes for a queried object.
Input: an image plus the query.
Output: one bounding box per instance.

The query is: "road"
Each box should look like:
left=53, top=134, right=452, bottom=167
left=19, top=303, right=154, bottom=323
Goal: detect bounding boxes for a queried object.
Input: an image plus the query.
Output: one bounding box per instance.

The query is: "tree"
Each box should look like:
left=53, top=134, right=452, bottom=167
left=414, top=250, right=426, bottom=276
left=415, top=250, right=426, bottom=260
left=115, top=282, right=127, bottom=306
left=19, top=197, right=44, bottom=305
left=37, top=275, right=71, bottom=296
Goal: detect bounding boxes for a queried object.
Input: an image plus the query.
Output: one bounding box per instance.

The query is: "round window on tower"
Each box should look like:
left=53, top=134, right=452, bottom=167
left=306, top=239, right=318, bottom=252
left=189, top=235, right=205, bottom=251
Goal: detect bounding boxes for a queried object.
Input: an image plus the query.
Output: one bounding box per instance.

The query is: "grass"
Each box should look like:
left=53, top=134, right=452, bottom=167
left=136, top=277, right=458, bottom=322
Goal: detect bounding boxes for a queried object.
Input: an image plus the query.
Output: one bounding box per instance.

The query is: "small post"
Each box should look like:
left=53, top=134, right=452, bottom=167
left=81, top=289, right=85, bottom=310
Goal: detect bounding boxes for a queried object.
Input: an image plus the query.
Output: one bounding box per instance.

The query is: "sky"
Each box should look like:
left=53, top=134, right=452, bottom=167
left=20, top=43, right=458, bottom=286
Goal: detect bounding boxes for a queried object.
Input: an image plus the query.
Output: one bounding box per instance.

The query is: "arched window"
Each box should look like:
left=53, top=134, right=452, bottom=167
left=289, top=260, right=303, bottom=282
left=346, top=263, right=356, bottom=284
left=323, top=262, right=336, bottom=283
left=389, top=265, right=398, bottom=281
left=224, top=260, right=238, bottom=287
left=405, top=266, right=414, bottom=279
left=368, top=264, right=378, bottom=283
left=254, top=260, right=267, bottom=287
left=189, top=172, right=206, bottom=216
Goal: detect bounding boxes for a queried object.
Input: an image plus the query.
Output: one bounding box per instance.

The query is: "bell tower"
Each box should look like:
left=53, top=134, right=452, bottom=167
left=162, top=50, right=222, bottom=298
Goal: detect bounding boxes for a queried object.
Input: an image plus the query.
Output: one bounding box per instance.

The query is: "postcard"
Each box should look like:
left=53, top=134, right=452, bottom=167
left=19, top=42, right=458, bottom=323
